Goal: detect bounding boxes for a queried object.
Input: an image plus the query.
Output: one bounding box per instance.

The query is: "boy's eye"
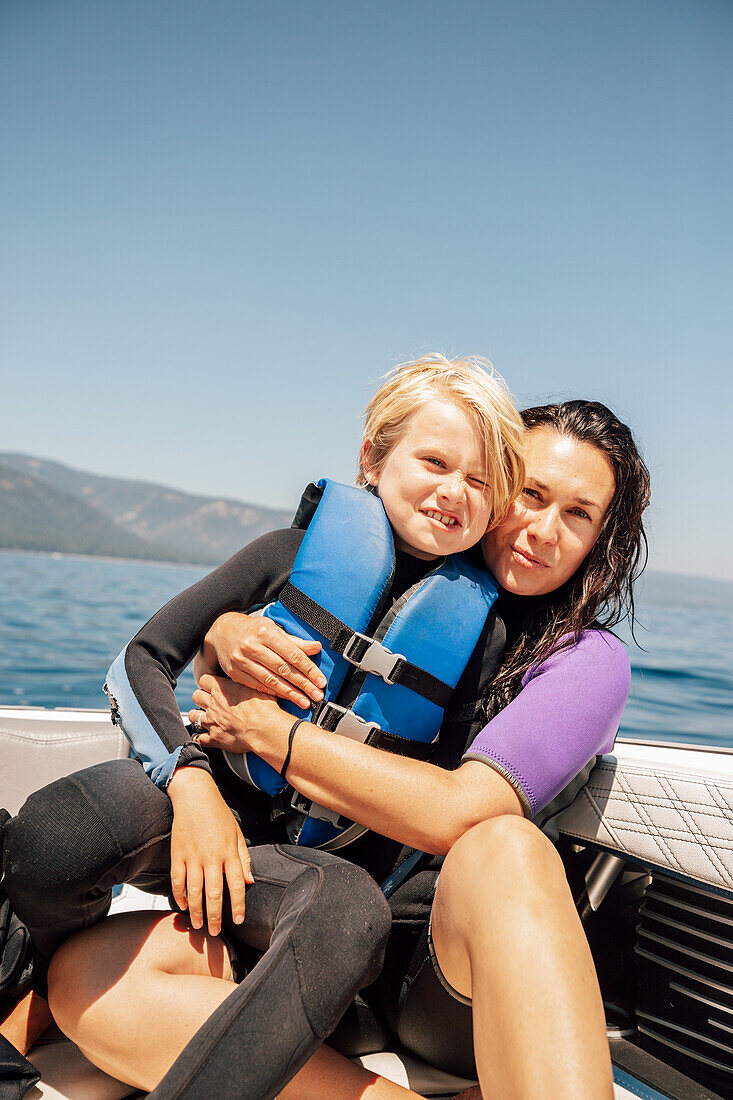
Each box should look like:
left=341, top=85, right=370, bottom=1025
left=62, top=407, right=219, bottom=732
left=468, top=476, right=489, bottom=489
left=424, top=457, right=445, bottom=468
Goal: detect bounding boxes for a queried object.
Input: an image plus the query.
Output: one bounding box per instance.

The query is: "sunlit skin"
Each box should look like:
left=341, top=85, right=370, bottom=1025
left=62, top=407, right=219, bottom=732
left=482, top=427, right=616, bottom=596
left=362, top=398, right=492, bottom=561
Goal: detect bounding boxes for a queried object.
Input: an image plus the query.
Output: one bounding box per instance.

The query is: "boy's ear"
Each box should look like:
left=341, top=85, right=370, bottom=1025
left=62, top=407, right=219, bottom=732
left=360, top=440, right=379, bottom=486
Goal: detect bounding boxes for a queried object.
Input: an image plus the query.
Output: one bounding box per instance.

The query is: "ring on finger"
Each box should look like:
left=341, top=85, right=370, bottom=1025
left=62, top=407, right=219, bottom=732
left=193, top=711, right=206, bottom=732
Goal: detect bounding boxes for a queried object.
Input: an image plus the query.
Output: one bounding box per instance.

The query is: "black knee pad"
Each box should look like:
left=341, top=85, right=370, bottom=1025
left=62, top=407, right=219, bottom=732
left=5, top=779, right=115, bottom=909
left=272, top=848, right=392, bottom=1039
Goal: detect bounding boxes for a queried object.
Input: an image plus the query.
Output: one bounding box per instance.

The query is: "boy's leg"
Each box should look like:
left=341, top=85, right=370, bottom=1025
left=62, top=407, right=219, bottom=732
left=2, top=758, right=175, bottom=996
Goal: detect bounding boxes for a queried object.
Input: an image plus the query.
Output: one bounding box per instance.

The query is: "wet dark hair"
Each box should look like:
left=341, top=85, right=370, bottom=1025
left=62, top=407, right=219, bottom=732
left=485, top=399, right=651, bottom=717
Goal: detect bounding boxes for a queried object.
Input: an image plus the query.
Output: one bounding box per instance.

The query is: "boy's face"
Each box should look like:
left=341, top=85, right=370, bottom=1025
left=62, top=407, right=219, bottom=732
left=363, top=399, right=492, bottom=560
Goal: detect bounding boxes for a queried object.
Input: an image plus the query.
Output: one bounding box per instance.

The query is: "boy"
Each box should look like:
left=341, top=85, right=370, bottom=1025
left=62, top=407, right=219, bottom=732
left=104, top=353, right=525, bottom=930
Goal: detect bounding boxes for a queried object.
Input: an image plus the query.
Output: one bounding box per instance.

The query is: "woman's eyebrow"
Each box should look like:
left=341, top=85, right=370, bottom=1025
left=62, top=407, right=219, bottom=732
left=574, top=495, right=601, bottom=511
left=528, top=478, right=600, bottom=512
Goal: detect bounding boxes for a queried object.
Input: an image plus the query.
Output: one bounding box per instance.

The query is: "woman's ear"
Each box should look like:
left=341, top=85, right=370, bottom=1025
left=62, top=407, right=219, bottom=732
left=360, top=440, right=379, bottom=487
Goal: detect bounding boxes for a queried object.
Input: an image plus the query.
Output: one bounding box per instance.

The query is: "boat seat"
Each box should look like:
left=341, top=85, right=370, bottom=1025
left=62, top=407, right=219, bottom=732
left=556, top=739, right=733, bottom=898
left=0, top=706, right=129, bottom=816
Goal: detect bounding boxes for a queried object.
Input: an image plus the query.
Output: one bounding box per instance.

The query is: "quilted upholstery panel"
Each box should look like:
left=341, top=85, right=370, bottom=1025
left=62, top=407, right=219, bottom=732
left=556, top=758, right=733, bottom=895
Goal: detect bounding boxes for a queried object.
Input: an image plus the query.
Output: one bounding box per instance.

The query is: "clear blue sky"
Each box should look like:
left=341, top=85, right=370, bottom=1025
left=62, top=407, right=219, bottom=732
left=2, top=1, right=731, bottom=579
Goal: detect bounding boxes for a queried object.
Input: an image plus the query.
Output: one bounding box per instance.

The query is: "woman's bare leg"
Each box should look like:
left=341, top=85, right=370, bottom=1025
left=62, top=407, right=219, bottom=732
left=431, top=816, right=613, bottom=1100
left=48, top=911, right=236, bottom=1090
left=48, top=911, right=424, bottom=1099
left=276, top=1043, right=423, bottom=1100
left=0, top=990, right=52, bottom=1055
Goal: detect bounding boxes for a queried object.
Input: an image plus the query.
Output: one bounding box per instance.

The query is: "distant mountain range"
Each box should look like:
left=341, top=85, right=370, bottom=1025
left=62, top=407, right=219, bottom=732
left=0, top=454, right=293, bottom=565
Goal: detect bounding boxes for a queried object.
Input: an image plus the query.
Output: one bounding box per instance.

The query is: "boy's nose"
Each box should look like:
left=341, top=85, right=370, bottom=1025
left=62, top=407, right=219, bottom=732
left=437, top=474, right=466, bottom=506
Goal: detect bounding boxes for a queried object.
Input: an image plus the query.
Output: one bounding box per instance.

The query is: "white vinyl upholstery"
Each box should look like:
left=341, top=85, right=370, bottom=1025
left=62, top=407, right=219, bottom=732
left=556, top=739, right=733, bottom=896
left=0, top=707, right=129, bottom=816
left=356, top=1052, right=476, bottom=1094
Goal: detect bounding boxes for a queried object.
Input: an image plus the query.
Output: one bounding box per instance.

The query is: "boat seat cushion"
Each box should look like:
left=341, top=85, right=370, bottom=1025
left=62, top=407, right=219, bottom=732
left=0, top=708, right=129, bottom=817
left=556, top=741, right=733, bottom=898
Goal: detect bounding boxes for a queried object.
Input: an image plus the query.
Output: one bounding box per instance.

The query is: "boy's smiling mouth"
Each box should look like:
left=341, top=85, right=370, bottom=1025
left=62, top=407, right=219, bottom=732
left=421, top=508, right=461, bottom=528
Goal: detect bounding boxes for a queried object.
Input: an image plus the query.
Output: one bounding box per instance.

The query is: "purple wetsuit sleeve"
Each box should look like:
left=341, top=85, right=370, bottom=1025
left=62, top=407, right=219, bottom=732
left=462, top=630, right=630, bottom=818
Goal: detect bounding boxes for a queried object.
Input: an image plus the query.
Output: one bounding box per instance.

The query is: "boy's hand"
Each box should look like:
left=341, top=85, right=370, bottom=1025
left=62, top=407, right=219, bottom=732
left=203, top=612, right=326, bottom=710
left=167, top=767, right=253, bottom=936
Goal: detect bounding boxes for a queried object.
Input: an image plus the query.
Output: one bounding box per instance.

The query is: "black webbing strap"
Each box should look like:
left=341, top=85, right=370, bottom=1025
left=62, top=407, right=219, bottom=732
left=279, top=582, right=452, bottom=708
left=387, top=657, right=451, bottom=708
left=280, top=581, right=355, bottom=652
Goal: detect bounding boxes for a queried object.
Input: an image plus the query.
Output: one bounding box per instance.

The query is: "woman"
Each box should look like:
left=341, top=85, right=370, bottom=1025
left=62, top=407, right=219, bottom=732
left=16, top=399, right=650, bottom=1099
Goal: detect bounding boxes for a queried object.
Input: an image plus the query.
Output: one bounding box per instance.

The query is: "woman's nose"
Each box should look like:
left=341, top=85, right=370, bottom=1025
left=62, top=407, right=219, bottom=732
left=529, top=507, right=560, bottom=545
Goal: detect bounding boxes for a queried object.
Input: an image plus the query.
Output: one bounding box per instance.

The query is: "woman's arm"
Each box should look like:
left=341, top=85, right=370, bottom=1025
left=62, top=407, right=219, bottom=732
left=192, top=630, right=630, bottom=854
left=461, top=630, right=630, bottom=818
left=191, top=676, right=522, bottom=855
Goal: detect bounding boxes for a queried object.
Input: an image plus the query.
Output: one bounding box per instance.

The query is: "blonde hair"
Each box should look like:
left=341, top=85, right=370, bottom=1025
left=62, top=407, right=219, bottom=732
left=357, top=353, right=525, bottom=529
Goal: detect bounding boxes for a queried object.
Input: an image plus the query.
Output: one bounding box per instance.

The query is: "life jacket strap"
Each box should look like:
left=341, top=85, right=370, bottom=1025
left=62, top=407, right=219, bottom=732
left=342, top=631, right=406, bottom=682
left=314, top=700, right=381, bottom=741
left=279, top=581, right=453, bottom=707
left=314, top=701, right=436, bottom=761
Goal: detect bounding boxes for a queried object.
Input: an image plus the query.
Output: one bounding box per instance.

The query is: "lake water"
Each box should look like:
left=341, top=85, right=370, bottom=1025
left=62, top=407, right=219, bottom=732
left=0, top=549, right=731, bottom=747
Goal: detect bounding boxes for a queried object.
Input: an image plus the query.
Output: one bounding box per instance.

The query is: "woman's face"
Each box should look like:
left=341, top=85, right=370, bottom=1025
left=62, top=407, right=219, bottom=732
left=481, top=426, right=616, bottom=596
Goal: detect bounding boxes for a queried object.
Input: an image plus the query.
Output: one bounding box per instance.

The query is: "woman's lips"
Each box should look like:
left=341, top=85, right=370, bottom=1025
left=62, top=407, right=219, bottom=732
left=511, top=546, right=549, bottom=569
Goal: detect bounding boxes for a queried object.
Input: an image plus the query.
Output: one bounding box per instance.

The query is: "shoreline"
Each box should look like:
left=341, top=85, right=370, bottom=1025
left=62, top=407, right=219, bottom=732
left=1, top=545, right=731, bottom=589
left=0, top=546, right=212, bottom=569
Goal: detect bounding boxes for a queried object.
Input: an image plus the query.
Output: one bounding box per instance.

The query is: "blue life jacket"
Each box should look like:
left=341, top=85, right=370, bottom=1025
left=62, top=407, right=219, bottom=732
left=224, top=479, right=499, bottom=850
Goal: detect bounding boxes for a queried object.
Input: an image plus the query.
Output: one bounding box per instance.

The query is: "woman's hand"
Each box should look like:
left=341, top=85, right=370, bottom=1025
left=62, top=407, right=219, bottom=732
left=189, top=674, right=291, bottom=758
left=166, top=766, right=253, bottom=937
left=200, top=612, right=326, bottom=711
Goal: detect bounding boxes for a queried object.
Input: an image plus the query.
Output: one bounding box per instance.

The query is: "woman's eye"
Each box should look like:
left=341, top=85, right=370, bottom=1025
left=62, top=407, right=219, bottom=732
left=522, top=487, right=541, bottom=501
left=424, top=457, right=445, bottom=468
left=570, top=508, right=591, bottom=521
left=468, top=477, right=488, bottom=489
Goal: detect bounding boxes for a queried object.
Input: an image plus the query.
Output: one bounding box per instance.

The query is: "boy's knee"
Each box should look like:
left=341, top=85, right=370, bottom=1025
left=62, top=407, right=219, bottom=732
left=286, top=860, right=391, bottom=1036
left=320, top=861, right=392, bottom=948
left=3, top=775, right=121, bottom=915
